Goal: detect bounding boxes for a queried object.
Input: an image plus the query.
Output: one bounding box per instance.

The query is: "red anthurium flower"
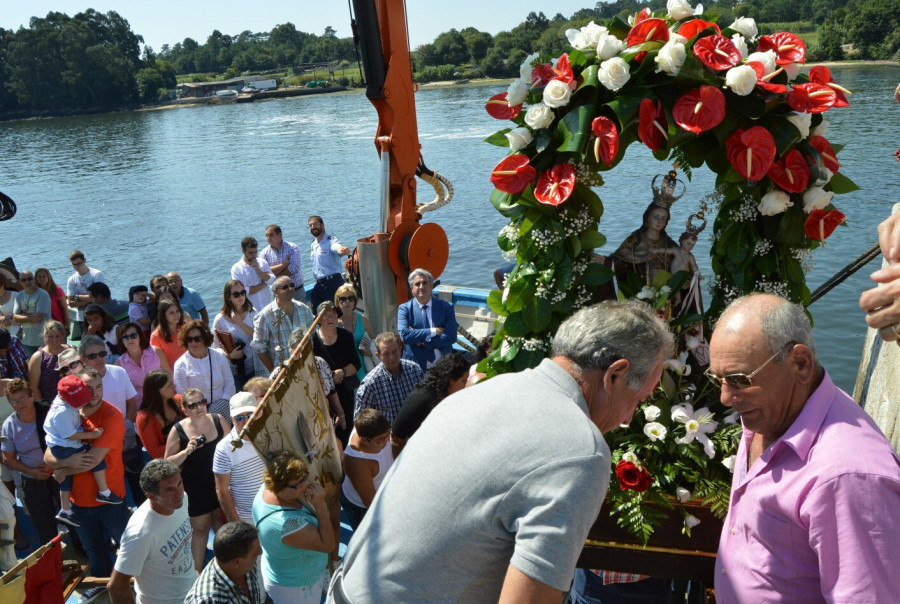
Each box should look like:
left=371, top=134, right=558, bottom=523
left=626, top=18, right=670, bottom=47
left=804, top=209, right=845, bottom=244
left=726, top=127, right=777, bottom=181
left=616, top=460, right=653, bottom=492
left=550, top=53, right=574, bottom=86
left=633, top=7, right=652, bottom=25
left=591, top=116, right=620, bottom=166
left=490, top=155, right=536, bottom=194
left=485, top=92, right=522, bottom=120
left=672, top=85, right=726, bottom=133
left=767, top=149, right=810, bottom=193
left=787, top=83, right=836, bottom=114
left=638, top=98, right=668, bottom=152
left=534, top=163, right=577, bottom=206
left=531, top=63, right=556, bottom=87
left=756, top=32, right=806, bottom=65
left=746, top=61, right=787, bottom=94
left=692, top=35, right=741, bottom=71
left=809, top=135, right=841, bottom=173
left=808, top=66, right=850, bottom=107
left=677, top=19, right=721, bottom=40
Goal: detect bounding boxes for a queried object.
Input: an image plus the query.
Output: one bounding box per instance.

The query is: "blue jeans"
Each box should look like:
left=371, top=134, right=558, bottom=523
left=570, top=570, right=673, bottom=604
left=49, top=444, right=106, bottom=491
left=71, top=502, right=130, bottom=577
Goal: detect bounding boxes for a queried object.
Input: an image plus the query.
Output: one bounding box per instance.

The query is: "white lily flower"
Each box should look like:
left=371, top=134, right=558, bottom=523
left=644, top=422, right=668, bottom=442
left=672, top=402, right=718, bottom=458
left=685, top=514, right=701, bottom=529
left=676, top=487, right=692, bottom=503
left=684, top=333, right=701, bottom=350
left=663, top=351, right=691, bottom=376
left=723, top=410, right=740, bottom=425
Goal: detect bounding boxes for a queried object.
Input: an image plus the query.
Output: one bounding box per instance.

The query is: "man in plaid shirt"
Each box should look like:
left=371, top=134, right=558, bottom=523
left=0, top=328, right=28, bottom=382
left=353, top=332, right=423, bottom=425
left=185, top=522, right=264, bottom=604
left=261, top=225, right=306, bottom=303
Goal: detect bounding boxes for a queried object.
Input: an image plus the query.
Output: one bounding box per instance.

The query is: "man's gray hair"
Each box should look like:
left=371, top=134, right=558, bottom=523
left=79, top=334, right=106, bottom=355
left=289, top=327, right=304, bottom=350
left=720, top=294, right=819, bottom=364
left=552, top=301, right=673, bottom=390
left=213, top=522, right=259, bottom=564
left=140, top=458, right=180, bottom=495
left=407, top=268, right=434, bottom=288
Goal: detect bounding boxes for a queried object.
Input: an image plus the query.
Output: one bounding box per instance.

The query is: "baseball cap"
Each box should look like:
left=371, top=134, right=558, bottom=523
left=58, top=375, right=92, bottom=408
left=229, top=392, right=258, bottom=417
left=128, top=285, right=148, bottom=300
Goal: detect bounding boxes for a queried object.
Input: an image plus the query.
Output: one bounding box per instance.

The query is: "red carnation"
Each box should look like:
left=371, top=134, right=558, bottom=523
left=591, top=116, right=620, bottom=167
left=638, top=98, right=668, bottom=152
left=672, top=85, right=726, bottom=133
left=808, top=66, right=850, bottom=108
left=485, top=92, right=522, bottom=120
left=809, top=136, right=841, bottom=173
left=726, top=127, right=777, bottom=181
left=692, top=35, right=741, bottom=71
left=490, top=155, right=536, bottom=194
left=804, top=209, right=845, bottom=244
left=756, top=32, right=806, bottom=65
left=677, top=19, right=721, bottom=40
left=767, top=149, right=810, bottom=193
left=616, top=460, right=653, bottom=492
left=787, top=83, right=837, bottom=114
left=534, top=164, right=577, bottom=206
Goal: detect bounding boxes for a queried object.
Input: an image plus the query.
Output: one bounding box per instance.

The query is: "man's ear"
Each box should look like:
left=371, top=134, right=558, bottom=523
left=790, top=345, right=816, bottom=384
left=602, top=358, right=631, bottom=391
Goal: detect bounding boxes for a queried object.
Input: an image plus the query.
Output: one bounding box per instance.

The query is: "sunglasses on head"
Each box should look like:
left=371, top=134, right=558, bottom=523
left=84, top=350, right=107, bottom=360
left=230, top=290, right=247, bottom=298
left=121, top=332, right=140, bottom=341
left=338, top=296, right=356, bottom=303
left=705, top=342, right=796, bottom=390
left=184, top=399, right=208, bottom=410
left=185, top=335, right=205, bottom=344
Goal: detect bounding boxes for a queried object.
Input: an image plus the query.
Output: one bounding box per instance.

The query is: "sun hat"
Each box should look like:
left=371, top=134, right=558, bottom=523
left=56, top=349, right=81, bottom=371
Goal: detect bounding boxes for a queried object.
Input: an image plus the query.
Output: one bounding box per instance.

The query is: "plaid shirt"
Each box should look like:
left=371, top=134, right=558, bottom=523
left=354, top=359, right=424, bottom=424
left=261, top=240, right=303, bottom=286
left=184, top=558, right=264, bottom=604
left=251, top=300, right=314, bottom=368
left=589, top=569, right=650, bottom=585
left=0, top=335, right=28, bottom=380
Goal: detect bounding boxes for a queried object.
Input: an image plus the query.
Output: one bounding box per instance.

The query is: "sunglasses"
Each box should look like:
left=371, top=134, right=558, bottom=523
left=184, top=399, right=208, bottom=410
left=275, top=283, right=295, bottom=291
left=121, top=332, right=140, bottom=341
left=705, top=342, right=796, bottom=390
left=58, top=361, right=82, bottom=376
left=233, top=413, right=253, bottom=422
left=20, top=276, right=34, bottom=282
left=338, top=296, right=356, bottom=303
left=230, top=290, right=247, bottom=298
left=185, top=335, right=205, bottom=344
left=84, top=350, right=108, bottom=360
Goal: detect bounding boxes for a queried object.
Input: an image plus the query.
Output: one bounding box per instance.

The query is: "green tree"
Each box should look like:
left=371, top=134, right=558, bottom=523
left=460, top=27, right=492, bottom=63
left=135, top=67, right=165, bottom=100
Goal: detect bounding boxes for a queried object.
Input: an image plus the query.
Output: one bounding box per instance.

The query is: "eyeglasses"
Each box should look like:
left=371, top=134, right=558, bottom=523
left=705, top=342, right=796, bottom=390
left=84, top=350, right=108, bottom=360
left=121, top=332, right=140, bottom=341
left=233, top=413, right=253, bottom=422
left=230, top=290, right=247, bottom=298
left=58, top=361, right=82, bottom=376
left=185, top=335, right=205, bottom=344
left=9, top=395, right=31, bottom=406
left=184, top=399, right=208, bottom=410
left=275, top=283, right=295, bottom=291
left=338, top=296, right=356, bottom=303
left=286, top=474, right=309, bottom=489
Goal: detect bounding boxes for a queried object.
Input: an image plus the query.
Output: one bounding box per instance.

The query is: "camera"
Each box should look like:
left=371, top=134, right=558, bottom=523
left=196, top=434, right=207, bottom=446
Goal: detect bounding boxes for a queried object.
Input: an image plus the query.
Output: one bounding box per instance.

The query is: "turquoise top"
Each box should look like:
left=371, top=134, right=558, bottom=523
left=350, top=310, right=368, bottom=381
left=252, top=487, right=328, bottom=587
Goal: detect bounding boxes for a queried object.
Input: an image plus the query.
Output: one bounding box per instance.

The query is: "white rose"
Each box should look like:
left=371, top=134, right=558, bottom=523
left=542, top=79, right=572, bottom=108
left=668, top=0, right=703, bottom=20
left=812, top=119, right=829, bottom=137
left=655, top=40, right=687, bottom=75
left=676, top=487, right=692, bottom=503
left=596, top=32, right=625, bottom=60
left=598, top=57, right=631, bottom=91
left=519, top=52, right=539, bottom=81
left=565, top=28, right=588, bottom=50
left=669, top=32, right=689, bottom=45
left=524, top=104, right=554, bottom=130
left=786, top=111, right=812, bottom=138
left=819, top=167, right=834, bottom=186
left=802, top=186, right=834, bottom=213
left=784, top=63, right=800, bottom=80
left=731, top=33, right=748, bottom=58
left=581, top=21, right=608, bottom=47
left=505, top=127, right=533, bottom=152
left=644, top=422, right=668, bottom=442
left=758, top=190, right=793, bottom=216
left=643, top=405, right=662, bottom=421
left=685, top=514, right=701, bottom=529
left=506, top=78, right=530, bottom=106
left=747, top=50, right=777, bottom=75
left=729, top=17, right=758, bottom=40
left=621, top=451, right=639, bottom=465
left=725, top=64, right=757, bottom=96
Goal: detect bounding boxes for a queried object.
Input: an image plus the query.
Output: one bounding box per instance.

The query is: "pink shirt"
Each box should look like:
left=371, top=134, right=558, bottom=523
left=118, top=346, right=162, bottom=406
left=716, top=372, right=900, bottom=602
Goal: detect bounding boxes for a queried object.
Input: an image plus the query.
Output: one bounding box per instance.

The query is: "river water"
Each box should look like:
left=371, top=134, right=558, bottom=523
left=2, top=65, right=899, bottom=392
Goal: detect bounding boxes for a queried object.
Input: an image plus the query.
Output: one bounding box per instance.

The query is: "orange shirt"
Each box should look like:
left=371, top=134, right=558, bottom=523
left=71, top=402, right=126, bottom=507
left=150, top=328, right=185, bottom=369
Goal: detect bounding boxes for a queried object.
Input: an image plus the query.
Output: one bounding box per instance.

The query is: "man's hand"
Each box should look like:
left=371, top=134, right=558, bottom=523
left=877, top=213, right=900, bottom=262
left=861, top=213, right=900, bottom=342
left=434, top=327, right=445, bottom=336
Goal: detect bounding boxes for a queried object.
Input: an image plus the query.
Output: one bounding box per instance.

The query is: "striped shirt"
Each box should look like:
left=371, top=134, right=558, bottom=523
left=354, top=360, right=424, bottom=425
left=213, top=429, right=267, bottom=524
left=184, top=558, right=263, bottom=604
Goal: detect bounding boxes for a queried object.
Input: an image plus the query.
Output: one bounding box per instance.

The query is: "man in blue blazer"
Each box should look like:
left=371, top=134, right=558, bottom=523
left=398, top=268, right=458, bottom=371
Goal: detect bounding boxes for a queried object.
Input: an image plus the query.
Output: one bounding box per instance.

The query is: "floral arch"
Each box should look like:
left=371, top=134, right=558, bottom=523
left=481, top=2, right=858, bottom=377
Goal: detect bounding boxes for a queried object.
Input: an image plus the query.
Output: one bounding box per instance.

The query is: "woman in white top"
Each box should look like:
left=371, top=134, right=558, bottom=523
left=173, top=320, right=235, bottom=425
left=211, top=279, right=258, bottom=392
left=340, top=409, right=393, bottom=530
left=0, top=273, right=18, bottom=328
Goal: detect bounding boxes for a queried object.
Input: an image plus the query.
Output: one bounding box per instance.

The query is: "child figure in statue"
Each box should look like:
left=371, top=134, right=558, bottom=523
left=668, top=232, right=701, bottom=279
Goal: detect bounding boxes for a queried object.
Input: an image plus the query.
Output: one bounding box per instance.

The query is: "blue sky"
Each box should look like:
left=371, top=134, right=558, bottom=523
left=1, top=1, right=596, bottom=51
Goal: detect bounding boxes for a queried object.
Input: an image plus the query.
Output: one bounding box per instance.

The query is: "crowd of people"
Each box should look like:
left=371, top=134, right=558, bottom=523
left=2, top=210, right=900, bottom=603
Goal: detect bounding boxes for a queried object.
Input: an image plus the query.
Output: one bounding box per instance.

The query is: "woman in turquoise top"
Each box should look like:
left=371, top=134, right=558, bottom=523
left=335, top=284, right=376, bottom=380
left=252, top=451, right=334, bottom=604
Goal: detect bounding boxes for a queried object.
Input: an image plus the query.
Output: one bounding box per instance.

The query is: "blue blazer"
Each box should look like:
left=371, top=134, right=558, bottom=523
left=398, top=297, right=457, bottom=370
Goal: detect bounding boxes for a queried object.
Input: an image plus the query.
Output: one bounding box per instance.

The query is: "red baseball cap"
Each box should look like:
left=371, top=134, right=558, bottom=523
left=58, top=375, right=92, bottom=408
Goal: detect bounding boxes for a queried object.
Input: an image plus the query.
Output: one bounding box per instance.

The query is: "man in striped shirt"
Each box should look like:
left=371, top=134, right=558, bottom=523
left=213, top=393, right=266, bottom=524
